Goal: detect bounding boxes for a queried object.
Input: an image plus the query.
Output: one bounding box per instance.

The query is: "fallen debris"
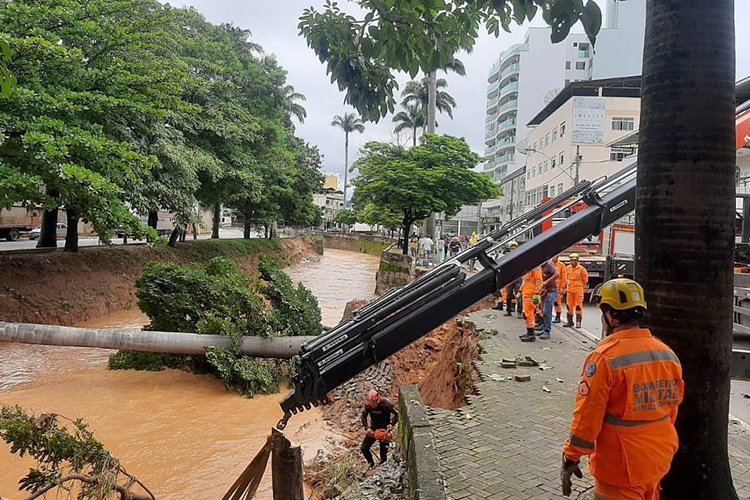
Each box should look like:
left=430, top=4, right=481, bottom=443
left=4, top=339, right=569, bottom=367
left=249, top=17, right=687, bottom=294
left=515, top=375, right=532, bottom=382
left=542, top=385, right=552, bottom=393
left=556, top=378, right=564, bottom=383
left=516, top=355, right=539, bottom=367
left=488, top=373, right=513, bottom=382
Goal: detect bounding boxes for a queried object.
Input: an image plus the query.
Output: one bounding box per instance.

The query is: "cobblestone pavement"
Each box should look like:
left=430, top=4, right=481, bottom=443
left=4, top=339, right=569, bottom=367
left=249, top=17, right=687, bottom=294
left=427, top=309, right=750, bottom=500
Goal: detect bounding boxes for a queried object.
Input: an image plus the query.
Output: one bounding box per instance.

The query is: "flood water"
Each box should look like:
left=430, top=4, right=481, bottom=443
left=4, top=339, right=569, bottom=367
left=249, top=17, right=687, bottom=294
left=0, top=247, right=380, bottom=500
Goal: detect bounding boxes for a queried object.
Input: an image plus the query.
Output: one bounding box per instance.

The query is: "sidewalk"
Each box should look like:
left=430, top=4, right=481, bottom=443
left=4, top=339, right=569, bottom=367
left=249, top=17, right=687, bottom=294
left=426, top=309, right=750, bottom=500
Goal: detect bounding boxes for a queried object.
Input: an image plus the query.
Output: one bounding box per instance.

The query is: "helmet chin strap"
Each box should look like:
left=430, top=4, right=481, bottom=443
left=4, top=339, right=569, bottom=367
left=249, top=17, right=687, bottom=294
left=602, top=311, right=622, bottom=336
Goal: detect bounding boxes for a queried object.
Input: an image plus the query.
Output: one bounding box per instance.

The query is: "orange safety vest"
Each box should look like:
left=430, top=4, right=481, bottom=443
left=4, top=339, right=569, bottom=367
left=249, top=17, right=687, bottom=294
left=521, top=268, right=542, bottom=296
left=564, top=327, right=684, bottom=488
left=566, top=264, right=588, bottom=293
left=554, top=260, right=567, bottom=290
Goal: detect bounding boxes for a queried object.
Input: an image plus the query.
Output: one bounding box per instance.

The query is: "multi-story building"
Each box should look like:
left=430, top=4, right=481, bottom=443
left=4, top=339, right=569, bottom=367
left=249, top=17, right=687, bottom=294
left=322, top=172, right=341, bottom=191
left=482, top=167, right=526, bottom=232
left=313, top=188, right=344, bottom=228
left=522, top=76, right=641, bottom=209
left=484, top=28, right=594, bottom=186
left=592, top=0, right=647, bottom=80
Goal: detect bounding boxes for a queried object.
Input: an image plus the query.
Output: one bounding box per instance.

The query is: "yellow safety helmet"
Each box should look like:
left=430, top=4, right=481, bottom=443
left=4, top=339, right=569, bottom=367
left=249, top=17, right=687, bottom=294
left=595, top=278, right=647, bottom=311
left=509, top=241, right=519, bottom=249
left=569, top=253, right=580, bottom=261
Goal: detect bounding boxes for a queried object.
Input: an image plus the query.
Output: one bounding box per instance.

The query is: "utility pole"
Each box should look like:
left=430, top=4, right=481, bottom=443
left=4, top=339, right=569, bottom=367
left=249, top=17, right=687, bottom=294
left=476, top=201, right=483, bottom=235
left=508, top=181, right=514, bottom=222
left=574, top=145, right=581, bottom=185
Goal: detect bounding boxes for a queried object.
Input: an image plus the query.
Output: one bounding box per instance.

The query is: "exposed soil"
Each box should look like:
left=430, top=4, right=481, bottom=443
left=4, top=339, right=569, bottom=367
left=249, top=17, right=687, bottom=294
left=0, top=238, right=318, bottom=326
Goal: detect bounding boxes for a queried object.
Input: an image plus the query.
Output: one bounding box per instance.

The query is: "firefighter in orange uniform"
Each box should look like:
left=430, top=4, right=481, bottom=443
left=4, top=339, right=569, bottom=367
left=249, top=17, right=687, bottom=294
left=519, top=265, right=543, bottom=342
left=494, top=241, right=520, bottom=313
left=561, top=279, right=683, bottom=499
left=552, top=255, right=567, bottom=324
left=564, top=253, right=588, bottom=328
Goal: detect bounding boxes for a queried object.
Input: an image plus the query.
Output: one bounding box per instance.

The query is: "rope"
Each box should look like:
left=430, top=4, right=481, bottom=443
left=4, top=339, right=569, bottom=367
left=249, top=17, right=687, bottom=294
left=221, top=436, right=273, bottom=500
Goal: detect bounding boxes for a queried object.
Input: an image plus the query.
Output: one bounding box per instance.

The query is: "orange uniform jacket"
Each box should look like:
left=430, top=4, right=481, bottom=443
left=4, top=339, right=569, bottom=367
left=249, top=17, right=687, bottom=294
left=521, top=268, right=543, bottom=297
left=564, top=327, right=684, bottom=488
left=555, top=260, right=567, bottom=290
left=566, top=264, right=588, bottom=293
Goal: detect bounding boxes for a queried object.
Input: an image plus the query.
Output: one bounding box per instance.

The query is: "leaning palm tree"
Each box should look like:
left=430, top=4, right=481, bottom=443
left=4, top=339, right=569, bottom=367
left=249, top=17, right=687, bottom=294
left=400, top=77, right=456, bottom=132
left=283, top=84, right=307, bottom=123
left=635, top=2, right=737, bottom=499
left=392, top=104, right=425, bottom=147
left=331, top=112, right=365, bottom=205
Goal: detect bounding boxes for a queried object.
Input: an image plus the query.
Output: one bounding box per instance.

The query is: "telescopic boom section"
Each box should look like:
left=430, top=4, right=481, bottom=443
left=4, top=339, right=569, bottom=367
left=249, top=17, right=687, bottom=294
left=277, top=172, right=637, bottom=429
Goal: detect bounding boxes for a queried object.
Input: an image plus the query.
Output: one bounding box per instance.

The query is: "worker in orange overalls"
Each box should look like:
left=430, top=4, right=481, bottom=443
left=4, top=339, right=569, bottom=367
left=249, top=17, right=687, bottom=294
left=519, top=265, right=543, bottom=342
left=564, top=253, right=588, bottom=329
left=561, top=278, right=683, bottom=499
left=551, top=255, right=567, bottom=324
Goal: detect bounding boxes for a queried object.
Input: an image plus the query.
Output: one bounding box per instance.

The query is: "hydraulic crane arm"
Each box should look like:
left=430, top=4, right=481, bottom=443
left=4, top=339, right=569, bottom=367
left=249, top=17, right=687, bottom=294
left=277, top=172, right=636, bottom=429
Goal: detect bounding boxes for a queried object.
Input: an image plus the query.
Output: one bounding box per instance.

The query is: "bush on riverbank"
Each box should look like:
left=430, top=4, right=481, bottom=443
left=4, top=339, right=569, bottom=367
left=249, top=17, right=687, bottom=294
left=108, top=257, right=321, bottom=396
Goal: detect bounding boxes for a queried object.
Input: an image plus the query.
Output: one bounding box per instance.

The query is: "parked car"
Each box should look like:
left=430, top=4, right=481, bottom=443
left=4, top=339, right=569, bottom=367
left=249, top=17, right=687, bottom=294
left=28, top=223, right=68, bottom=240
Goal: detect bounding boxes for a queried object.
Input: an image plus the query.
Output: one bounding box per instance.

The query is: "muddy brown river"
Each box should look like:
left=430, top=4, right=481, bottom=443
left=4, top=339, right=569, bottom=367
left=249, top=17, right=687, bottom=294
left=0, top=248, right=380, bottom=500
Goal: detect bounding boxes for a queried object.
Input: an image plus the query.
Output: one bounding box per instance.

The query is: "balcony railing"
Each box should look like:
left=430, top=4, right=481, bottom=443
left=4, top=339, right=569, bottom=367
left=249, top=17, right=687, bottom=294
left=499, top=82, right=519, bottom=98
left=497, top=118, right=517, bottom=133
left=486, top=96, right=500, bottom=110
left=487, top=80, right=500, bottom=94
left=495, top=153, right=516, bottom=165
left=497, top=99, right=518, bottom=115
left=500, top=63, right=520, bottom=80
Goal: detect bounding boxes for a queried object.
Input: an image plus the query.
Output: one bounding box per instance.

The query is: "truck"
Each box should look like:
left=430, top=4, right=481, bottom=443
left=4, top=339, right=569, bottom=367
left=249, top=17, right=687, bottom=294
left=0, top=206, right=39, bottom=241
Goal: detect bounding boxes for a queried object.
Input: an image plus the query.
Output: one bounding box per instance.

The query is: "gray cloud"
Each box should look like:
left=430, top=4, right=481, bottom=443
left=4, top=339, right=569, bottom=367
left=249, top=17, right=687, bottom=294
left=167, top=1, right=750, bottom=195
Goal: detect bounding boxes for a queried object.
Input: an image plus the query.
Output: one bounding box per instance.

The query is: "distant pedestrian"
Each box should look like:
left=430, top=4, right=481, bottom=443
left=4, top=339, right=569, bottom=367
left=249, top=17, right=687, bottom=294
left=436, top=236, right=446, bottom=263
left=449, top=237, right=461, bottom=257
left=561, top=279, right=683, bottom=499
left=419, top=235, right=433, bottom=259
left=409, top=235, right=418, bottom=258
left=361, top=388, right=399, bottom=469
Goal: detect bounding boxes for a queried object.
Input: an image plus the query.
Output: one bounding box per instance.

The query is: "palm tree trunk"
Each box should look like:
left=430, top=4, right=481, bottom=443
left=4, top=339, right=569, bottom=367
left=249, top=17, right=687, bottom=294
left=343, top=132, right=349, bottom=208
left=635, top=1, right=737, bottom=498
left=412, top=124, right=417, bottom=148
left=0, top=321, right=315, bottom=358
left=63, top=208, right=78, bottom=252
left=425, top=72, right=438, bottom=238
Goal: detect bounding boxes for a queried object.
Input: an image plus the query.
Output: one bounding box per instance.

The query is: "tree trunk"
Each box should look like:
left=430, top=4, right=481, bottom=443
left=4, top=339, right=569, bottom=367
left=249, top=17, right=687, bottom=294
left=343, top=132, right=349, bottom=208
left=212, top=204, right=220, bottom=239
left=425, top=71, right=437, bottom=238
left=635, top=1, right=737, bottom=498
left=63, top=209, right=78, bottom=252
left=179, top=229, right=186, bottom=242
left=168, top=227, right=180, bottom=247
left=192, top=224, right=198, bottom=240
left=36, top=206, right=58, bottom=249
left=412, top=124, right=417, bottom=148
left=401, top=215, right=413, bottom=256
left=147, top=211, right=158, bottom=229
left=244, top=209, right=252, bottom=239
left=0, top=321, right=315, bottom=358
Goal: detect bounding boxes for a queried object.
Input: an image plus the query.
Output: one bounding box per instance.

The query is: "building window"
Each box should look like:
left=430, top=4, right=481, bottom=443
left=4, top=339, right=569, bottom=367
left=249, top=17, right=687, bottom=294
left=612, top=117, right=635, bottom=131
left=543, top=161, right=549, bottom=173
left=558, top=183, right=564, bottom=194
left=610, top=147, right=636, bottom=162
left=559, top=152, right=564, bottom=166
left=550, top=185, right=555, bottom=197
left=565, top=61, right=571, bottom=70
left=565, top=79, right=570, bottom=87
left=560, top=122, right=566, bottom=136
left=551, top=159, right=556, bottom=169
left=532, top=166, right=536, bottom=177
left=545, top=134, right=550, bottom=147
left=575, top=61, right=586, bottom=70
left=552, top=128, right=558, bottom=141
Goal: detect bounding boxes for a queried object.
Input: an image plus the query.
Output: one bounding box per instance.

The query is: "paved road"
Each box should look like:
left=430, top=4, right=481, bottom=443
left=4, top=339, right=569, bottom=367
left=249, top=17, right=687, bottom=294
left=0, top=228, right=252, bottom=252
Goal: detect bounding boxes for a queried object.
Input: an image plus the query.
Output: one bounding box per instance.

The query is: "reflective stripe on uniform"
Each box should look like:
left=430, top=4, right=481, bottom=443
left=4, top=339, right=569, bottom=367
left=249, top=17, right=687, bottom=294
left=608, top=350, right=681, bottom=369
left=569, top=434, right=595, bottom=449
left=603, top=413, right=670, bottom=428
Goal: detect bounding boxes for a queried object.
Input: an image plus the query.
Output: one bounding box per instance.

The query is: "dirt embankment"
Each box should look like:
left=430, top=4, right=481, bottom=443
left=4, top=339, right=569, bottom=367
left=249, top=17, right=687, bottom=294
left=0, top=237, right=320, bottom=326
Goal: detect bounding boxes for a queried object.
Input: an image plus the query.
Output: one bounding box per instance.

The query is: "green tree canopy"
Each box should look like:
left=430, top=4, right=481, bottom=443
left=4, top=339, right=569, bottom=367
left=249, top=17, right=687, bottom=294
left=352, top=134, right=499, bottom=253
left=298, top=0, right=602, bottom=121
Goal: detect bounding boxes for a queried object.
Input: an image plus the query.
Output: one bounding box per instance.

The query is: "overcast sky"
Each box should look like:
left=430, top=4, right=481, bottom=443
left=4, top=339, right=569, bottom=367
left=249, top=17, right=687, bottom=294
left=168, top=1, right=750, bottom=194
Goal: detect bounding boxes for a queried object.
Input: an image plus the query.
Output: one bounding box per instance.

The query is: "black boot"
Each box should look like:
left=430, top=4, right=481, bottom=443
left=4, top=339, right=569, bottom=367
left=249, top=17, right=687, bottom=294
left=553, top=312, right=561, bottom=324
left=563, top=314, right=574, bottom=327
left=520, top=327, right=536, bottom=342
left=503, top=310, right=513, bottom=316
left=492, top=302, right=504, bottom=310
left=576, top=316, right=582, bottom=329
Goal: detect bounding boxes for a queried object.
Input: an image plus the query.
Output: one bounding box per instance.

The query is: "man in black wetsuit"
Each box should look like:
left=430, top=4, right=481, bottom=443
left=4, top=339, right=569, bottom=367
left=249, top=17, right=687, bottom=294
left=360, top=388, right=399, bottom=469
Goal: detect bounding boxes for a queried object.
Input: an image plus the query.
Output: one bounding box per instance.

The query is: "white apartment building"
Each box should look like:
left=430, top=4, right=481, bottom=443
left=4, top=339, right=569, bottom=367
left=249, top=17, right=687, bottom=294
left=592, top=0, right=646, bottom=80
left=313, top=188, right=344, bottom=227
left=523, top=77, right=641, bottom=209
left=484, top=28, right=594, bottom=185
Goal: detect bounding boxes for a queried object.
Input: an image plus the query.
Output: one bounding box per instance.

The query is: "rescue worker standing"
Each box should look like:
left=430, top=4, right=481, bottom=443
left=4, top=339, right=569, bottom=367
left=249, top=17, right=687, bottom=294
left=564, top=253, right=588, bottom=328
left=539, top=259, right=559, bottom=339
left=361, top=388, right=399, bottom=469
left=519, top=265, right=543, bottom=342
left=552, top=255, right=567, bottom=323
left=495, top=241, right=520, bottom=315
left=561, top=279, right=683, bottom=499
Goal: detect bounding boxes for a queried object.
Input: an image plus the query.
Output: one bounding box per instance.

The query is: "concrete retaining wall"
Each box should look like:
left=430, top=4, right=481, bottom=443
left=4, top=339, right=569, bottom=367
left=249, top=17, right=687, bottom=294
left=398, top=385, right=446, bottom=500
left=375, top=250, right=414, bottom=295
left=322, top=234, right=393, bottom=256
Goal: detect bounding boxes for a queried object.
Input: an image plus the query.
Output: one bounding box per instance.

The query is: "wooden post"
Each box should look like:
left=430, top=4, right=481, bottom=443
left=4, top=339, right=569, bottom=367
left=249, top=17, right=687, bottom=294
left=271, top=428, right=304, bottom=500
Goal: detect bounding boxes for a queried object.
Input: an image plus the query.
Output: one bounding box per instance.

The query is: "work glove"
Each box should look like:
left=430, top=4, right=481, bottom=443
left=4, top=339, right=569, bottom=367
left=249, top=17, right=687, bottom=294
left=561, top=456, right=583, bottom=497
left=532, top=294, right=540, bottom=305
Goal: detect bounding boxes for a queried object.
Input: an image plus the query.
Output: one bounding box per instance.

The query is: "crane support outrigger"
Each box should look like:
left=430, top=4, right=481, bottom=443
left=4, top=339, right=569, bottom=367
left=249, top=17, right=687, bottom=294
left=277, top=165, right=638, bottom=430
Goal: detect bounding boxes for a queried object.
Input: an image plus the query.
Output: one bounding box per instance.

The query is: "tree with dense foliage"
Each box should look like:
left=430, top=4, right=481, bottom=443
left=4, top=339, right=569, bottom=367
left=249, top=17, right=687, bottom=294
left=0, top=406, right=154, bottom=500
left=352, top=135, right=499, bottom=253
left=0, top=37, right=16, bottom=98
left=331, top=112, right=365, bottom=206
left=334, top=209, right=359, bottom=229
left=284, top=84, right=308, bottom=124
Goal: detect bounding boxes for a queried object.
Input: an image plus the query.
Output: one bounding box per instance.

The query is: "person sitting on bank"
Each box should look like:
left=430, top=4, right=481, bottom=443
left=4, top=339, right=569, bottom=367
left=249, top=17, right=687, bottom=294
left=360, top=388, right=399, bottom=469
